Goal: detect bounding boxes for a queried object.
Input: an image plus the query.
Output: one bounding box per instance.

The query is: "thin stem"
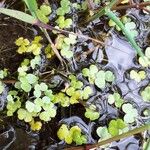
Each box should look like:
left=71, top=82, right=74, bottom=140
left=65, top=123, right=150, bottom=150
left=35, top=21, right=104, bottom=45
left=112, top=2, right=150, bottom=11
left=105, top=7, right=144, bottom=57
left=42, top=29, right=65, bottom=66
left=90, top=123, right=150, bottom=149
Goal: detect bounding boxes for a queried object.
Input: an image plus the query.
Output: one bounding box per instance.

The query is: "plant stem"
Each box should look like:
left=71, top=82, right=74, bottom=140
left=112, top=2, right=150, bottom=11
left=35, top=21, right=104, bottom=45
left=86, top=0, right=118, bottom=23
left=42, top=29, right=65, bottom=66
left=90, top=123, right=150, bottom=149
left=105, top=7, right=144, bottom=57
left=65, top=123, right=150, bottom=150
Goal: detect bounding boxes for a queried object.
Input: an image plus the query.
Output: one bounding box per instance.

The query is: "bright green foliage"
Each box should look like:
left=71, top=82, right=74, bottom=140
left=53, top=92, right=70, bottom=107
left=17, top=96, right=56, bottom=122
left=85, top=104, right=100, bottom=120
left=57, top=124, right=87, bottom=145
left=81, top=86, right=93, bottom=100
left=130, top=70, right=146, bottom=82
left=45, top=44, right=54, bottom=59
left=108, top=92, right=124, bottom=108
left=82, top=64, right=98, bottom=84
left=56, top=16, right=72, bottom=29
left=0, top=69, right=8, bottom=79
left=108, top=119, right=127, bottom=136
left=0, top=8, right=37, bottom=24
left=109, top=16, right=138, bottom=37
left=18, top=65, right=28, bottom=77
left=56, top=0, right=71, bottom=16
left=96, top=126, right=111, bottom=141
left=82, top=65, right=115, bottom=89
left=72, top=3, right=81, bottom=10
left=30, top=55, right=41, bottom=69
left=21, top=59, right=30, bottom=67
left=17, top=108, right=34, bottom=122
left=36, top=4, right=51, bottom=24
left=15, top=36, right=42, bottom=55
left=139, top=47, right=150, bottom=67
left=29, top=119, right=42, bottom=131
left=6, top=91, right=21, bottom=116
left=55, top=34, right=77, bottom=58
left=53, top=75, right=92, bottom=106
left=19, top=73, right=38, bottom=92
left=0, top=81, right=4, bottom=94
left=56, top=0, right=72, bottom=29
left=122, top=103, right=138, bottom=123
left=141, top=85, right=150, bottom=102
left=69, top=75, right=83, bottom=90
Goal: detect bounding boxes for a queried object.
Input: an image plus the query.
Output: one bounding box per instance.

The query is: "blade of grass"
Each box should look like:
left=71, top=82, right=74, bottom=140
left=105, top=7, right=144, bottom=57
left=0, top=8, right=37, bottom=24
left=23, top=0, right=38, bottom=17
left=86, top=0, right=118, bottom=23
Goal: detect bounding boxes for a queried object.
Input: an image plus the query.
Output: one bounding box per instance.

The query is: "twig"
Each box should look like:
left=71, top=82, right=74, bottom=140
left=35, top=21, right=131, bottom=55
left=42, top=29, right=65, bottom=66
left=112, top=2, right=150, bottom=11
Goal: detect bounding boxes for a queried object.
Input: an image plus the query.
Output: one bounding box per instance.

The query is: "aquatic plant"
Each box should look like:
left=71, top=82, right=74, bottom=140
left=130, top=70, right=146, bottom=82
left=141, top=85, right=150, bottom=102
left=82, top=65, right=115, bottom=89
left=85, top=104, right=100, bottom=120
left=108, top=92, right=124, bottom=108
left=122, top=103, right=138, bottom=123
left=57, top=124, right=87, bottom=145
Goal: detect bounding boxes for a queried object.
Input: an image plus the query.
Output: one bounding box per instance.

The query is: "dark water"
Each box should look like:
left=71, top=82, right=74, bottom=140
left=0, top=0, right=150, bottom=150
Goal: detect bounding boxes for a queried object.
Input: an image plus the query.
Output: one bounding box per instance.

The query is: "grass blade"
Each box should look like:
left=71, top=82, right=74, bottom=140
left=23, top=0, right=38, bottom=17
left=0, top=8, right=37, bottom=24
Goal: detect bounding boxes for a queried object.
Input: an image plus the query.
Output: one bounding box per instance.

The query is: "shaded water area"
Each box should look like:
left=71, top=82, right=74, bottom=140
left=0, top=0, right=150, bottom=150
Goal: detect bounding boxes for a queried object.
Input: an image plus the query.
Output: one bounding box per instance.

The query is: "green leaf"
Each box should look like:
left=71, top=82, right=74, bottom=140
left=96, top=127, right=111, bottom=140
left=85, top=105, right=100, bottom=120
left=34, top=89, right=41, bottom=98
left=105, top=70, right=115, bottom=82
left=40, top=4, right=51, bottom=16
left=95, top=77, right=106, bottom=89
left=21, top=82, right=32, bottom=92
left=145, top=47, right=150, bottom=59
left=26, top=101, right=35, bottom=112
left=122, top=103, right=138, bottom=123
left=26, top=74, right=38, bottom=84
left=0, top=8, right=37, bottom=24
left=57, top=124, right=70, bottom=140
left=36, top=9, right=49, bottom=24
left=39, top=111, right=51, bottom=121
left=0, top=81, right=4, bottom=94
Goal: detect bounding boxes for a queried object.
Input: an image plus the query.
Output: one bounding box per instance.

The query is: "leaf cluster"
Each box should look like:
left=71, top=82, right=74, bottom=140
left=141, top=85, right=150, bottom=102
left=130, top=70, right=146, bottom=82
left=122, top=103, right=138, bottom=123
left=82, top=65, right=115, bottom=89
left=139, top=47, right=150, bottom=67
left=108, top=92, right=124, bottom=108
left=15, top=36, right=42, bottom=55
left=57, top=124, right=87, bottom=145
left=36, top=4, right=51, bottom=24
left=85, top=104, right=100, bottom=120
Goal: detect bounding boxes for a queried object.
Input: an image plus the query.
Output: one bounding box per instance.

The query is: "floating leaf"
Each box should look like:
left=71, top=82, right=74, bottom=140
left=122, top=103, right=138, bottom=123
